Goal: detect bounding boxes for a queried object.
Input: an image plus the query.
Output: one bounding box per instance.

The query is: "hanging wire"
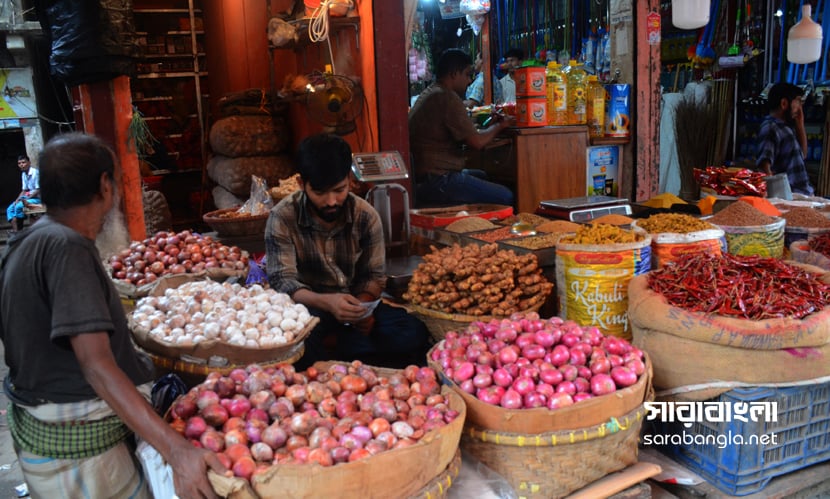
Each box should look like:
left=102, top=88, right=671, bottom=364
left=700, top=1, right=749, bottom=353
left=308, top=0, right=341, bottom=73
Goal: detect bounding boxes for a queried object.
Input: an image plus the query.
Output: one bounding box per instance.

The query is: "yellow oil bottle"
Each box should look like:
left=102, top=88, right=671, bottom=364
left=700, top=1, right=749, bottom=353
left=546, top=61, right=568, bottom=125
left=586, top=75, right=606, bottom=138
left=566, top=59, right=587, bottom=125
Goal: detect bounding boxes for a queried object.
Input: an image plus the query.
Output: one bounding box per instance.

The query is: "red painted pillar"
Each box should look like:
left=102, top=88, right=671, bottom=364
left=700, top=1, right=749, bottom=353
left=634, top=1, right=662, bottom=202
left=72, top=76, right=146, bottom=241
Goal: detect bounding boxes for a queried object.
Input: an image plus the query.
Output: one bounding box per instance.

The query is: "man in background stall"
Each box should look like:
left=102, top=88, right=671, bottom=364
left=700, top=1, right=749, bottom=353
left=465, top=52, right=503, bottom=108
left=265, top=133, right=430, bottom=370
left=756, top=82, right=815, bottom=196
left=498, top=48, right=524, bottom=104
left=409, top=48, right=515, bottom=207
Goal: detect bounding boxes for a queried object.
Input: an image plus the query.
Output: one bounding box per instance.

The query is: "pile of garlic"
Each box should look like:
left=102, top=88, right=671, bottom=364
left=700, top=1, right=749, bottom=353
left=130, top=282, right=313, bottom=348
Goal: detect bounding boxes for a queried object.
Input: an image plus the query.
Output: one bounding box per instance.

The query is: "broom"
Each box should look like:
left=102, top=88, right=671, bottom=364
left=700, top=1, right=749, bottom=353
left=673, top=94, right=720, bottom=201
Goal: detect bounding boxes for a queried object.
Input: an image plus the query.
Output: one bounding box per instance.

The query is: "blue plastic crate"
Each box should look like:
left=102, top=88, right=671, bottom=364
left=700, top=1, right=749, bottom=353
left=644, top=381, right=830, bottom=496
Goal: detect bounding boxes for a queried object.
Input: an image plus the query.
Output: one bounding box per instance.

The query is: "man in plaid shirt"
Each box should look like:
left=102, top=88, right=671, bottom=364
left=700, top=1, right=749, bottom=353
left=266, top=133, right=430, bottom=369
left=756, top=82, right=814, bottom=196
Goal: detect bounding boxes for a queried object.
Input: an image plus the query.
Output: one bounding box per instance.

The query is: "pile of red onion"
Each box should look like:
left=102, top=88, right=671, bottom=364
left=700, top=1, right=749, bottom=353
left=429, top=313, right=646, bottom=410
left=168, top=362, right=459, bottom=482
left=108, top=230, right=248, bottom=286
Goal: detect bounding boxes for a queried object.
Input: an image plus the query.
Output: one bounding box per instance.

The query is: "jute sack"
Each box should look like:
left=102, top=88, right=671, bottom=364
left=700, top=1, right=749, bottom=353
left=628, top=270, right=830, bottom=350
left=633, top=327, right=830, bottom=396
left=211, top=185, right=245, bottom=210
left=209, top=115, right=290, bottom=157
left=207, top=154, right=295, bottom=197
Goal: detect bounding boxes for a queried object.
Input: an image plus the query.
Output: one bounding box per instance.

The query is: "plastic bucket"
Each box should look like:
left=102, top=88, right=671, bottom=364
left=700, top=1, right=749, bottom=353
left=555, top=232, right=652, bottom=339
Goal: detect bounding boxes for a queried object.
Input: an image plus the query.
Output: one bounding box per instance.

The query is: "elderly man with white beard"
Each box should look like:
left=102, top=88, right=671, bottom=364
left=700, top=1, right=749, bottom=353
left=0, top=132, right=227, bottom=499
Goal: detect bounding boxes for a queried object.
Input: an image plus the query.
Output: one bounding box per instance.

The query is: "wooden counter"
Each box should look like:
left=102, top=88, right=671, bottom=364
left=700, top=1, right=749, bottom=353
left=468, top=126, right=590, bottom=213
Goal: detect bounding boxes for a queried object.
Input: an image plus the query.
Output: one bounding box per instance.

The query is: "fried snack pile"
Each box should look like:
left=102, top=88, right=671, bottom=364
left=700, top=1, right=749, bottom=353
left=403, top=243, right=553, bottom=316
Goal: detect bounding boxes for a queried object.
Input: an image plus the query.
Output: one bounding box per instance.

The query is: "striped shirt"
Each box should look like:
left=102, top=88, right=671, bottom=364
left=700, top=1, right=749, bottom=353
left=265, top=190, right=386, bottom=298
left=756, top=115, right=814, bottom=196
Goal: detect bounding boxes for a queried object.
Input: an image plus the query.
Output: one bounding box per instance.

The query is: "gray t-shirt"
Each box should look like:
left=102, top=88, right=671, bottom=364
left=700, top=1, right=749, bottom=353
left=0, top=217, right=153, bottom=404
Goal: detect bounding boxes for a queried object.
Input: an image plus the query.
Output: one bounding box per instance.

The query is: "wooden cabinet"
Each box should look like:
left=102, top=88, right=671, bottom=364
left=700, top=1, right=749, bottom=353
left=468, top=127, right=590, bottom=213
left=132, top=0, right=209, bottom=228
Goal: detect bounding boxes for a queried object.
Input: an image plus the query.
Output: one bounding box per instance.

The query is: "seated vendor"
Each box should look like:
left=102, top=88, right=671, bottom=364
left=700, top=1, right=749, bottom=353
left=409, top=48, right=515, bottom=208
left=6, top=155, right=40, bottom=234
left=265, top=133, right=431, bottom=369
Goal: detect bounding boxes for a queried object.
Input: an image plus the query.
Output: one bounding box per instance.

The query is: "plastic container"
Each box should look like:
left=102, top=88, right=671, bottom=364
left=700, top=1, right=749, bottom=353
left=515, top=96, right=547, bottom=127
left=555, top=230, right=652, bottom=339
left=565, top=59, right=587, bottom=125
left=586, top=75, right=606, bottom=138
left=646, top=382, right=830, bottom=496
left=606, top=84, right=631, bottom=137
left=514, top=66, right=546, bottom=97
left=546, top=62, right=568, bottom=125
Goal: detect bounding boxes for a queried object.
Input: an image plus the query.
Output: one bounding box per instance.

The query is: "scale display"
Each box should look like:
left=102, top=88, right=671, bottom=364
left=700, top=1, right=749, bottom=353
left=537, top=195, right=631, bottom=222
left=540, top=195, right=628, bottom=210
left=352, top=151, right=409, bottom=182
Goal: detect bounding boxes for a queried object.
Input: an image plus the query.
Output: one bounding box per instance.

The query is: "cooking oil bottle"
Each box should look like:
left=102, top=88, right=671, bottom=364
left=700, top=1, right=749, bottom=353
left=546, top=62, right=568, bottom=125
left=586, top=75, right=606, bottom=138
left=566, top=59, right=587, bottom=125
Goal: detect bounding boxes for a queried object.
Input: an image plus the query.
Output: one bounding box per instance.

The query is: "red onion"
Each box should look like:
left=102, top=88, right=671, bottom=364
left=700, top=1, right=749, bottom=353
left=499, top=389, right=523, bottom=409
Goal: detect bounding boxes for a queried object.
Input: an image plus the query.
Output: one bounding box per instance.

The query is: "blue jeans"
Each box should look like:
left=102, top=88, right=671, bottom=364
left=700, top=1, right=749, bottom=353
left=415, top=170, right=514, bottom=207
left=296, top=303, right=432, bottom=370
left=6, top=197, right=40, bottom=222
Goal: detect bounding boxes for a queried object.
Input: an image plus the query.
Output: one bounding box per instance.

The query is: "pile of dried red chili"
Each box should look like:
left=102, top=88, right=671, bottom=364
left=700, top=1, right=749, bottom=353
left=808, top=232, right=830, bottom=258
left=648, top=253, right=830, bottom=320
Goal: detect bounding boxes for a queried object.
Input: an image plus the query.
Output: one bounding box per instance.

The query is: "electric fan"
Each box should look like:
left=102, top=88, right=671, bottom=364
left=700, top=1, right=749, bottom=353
left=305, top=73, right=364, bottom=135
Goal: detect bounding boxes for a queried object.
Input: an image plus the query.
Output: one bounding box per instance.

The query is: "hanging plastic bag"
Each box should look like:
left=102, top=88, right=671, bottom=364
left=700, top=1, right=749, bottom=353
left=466, top=14, right=486, bottom=35
left=238, top=175, right=274, bottom=216
left=460, top=0, right=490, bottom=15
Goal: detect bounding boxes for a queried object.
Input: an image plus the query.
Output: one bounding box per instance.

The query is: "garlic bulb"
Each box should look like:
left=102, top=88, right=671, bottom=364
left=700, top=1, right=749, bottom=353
left=131, top=280, right=315, bottom=348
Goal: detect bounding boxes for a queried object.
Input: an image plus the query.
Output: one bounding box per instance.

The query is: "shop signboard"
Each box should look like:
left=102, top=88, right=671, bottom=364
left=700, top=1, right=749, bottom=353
left=587, top=145, right=619, bottom=196
left=0, top=68, right=37, bottom=125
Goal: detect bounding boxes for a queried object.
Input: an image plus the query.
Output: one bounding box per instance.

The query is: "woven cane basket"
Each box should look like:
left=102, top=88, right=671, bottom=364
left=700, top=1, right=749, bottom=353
left=203, top=207, right=269, bottom=237
left=461, top=404, right=646, bottom=498
left=408, top=448, right=462, bottom=499
left=408, top=302, right=544, bottom=342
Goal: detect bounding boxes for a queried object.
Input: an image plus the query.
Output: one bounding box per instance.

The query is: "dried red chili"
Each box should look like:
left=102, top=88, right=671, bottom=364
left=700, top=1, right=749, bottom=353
left=647, top=253, right=830, bottom=320
left=808, top=232, right=830, bottom=258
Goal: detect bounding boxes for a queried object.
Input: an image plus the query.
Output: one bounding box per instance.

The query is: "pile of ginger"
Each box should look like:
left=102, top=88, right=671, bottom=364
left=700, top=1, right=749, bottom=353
left=403, top=243, right=553, bottom=316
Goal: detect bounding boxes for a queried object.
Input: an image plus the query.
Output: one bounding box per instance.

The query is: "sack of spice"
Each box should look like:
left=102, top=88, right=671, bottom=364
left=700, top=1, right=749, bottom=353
left=631, top=213, right=724, bottom=269
left=708, top=201, right=785, bottom=258
left=629, top=253, right=830, bottom=394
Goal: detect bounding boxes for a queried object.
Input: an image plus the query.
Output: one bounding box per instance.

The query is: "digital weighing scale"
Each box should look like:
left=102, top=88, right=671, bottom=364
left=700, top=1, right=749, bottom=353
left=351, top=151, right=409, bottom=183
left=351, top=151, right=410, bottom=251
left=537, top=195, right=632, bottom=223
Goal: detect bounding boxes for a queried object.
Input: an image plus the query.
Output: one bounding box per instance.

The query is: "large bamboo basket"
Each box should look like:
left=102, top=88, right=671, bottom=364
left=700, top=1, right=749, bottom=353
left=131, top=316, right=317, bottom=366
left=429, top=343, right=653, bottom=497
left=461, top=404, right=647, bottom=497
left=203, top=207, right=269, bottom=238
left=407, top=301, right=543, bottom=342
left=205, top=363, right=467, bottom=499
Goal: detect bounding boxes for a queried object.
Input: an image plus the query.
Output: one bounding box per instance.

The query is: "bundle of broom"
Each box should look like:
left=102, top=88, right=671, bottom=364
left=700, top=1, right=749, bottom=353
left=673, top=79, right=733, bottom=201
